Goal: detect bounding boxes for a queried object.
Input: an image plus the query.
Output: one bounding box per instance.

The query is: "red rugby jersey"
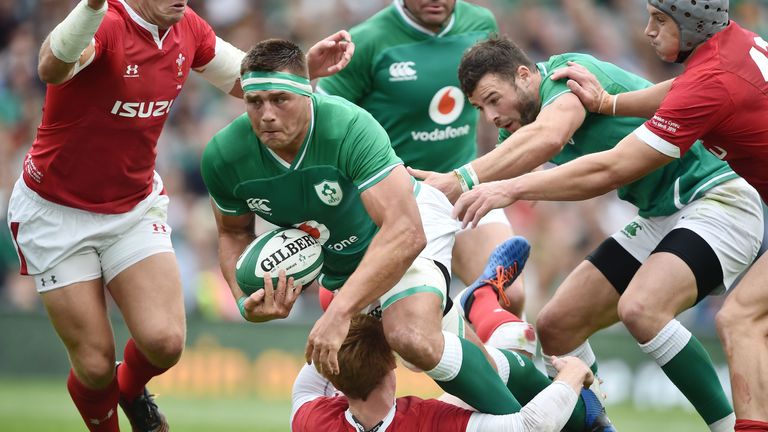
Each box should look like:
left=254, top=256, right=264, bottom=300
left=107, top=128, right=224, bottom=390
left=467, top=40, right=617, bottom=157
left=292, top=395, right=472, bottom=432
left=638, top=21, right=768, bottom=202
left=23, top=0, right=216, bottom=213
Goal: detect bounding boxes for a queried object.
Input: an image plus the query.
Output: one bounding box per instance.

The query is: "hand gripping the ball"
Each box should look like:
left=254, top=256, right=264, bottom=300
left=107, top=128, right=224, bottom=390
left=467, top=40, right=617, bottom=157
left=238, top=269, right=301, bottom=322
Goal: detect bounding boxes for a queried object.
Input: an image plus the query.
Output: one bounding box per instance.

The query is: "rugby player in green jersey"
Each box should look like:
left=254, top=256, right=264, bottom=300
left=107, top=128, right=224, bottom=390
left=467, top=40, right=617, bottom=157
left=201, top=39, right=616, bottom=430
left=317, top=1, right=527, bottom=321
left=413, top=36, right=764, bottom=432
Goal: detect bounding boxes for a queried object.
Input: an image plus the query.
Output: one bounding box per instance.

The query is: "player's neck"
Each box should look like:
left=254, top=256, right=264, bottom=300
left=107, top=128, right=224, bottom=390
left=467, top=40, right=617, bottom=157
left=124, top=0, right=170, bottom=32
left=347, top=379, right=395, bottom=430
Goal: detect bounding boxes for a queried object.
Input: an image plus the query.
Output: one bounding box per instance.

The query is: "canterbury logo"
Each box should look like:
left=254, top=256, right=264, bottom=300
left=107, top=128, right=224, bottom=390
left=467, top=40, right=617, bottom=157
left=110, top=99, right=174, bottom=118
left=247, top=198, right=272, bottom=214
left=389, top=61, right=417, bottom=81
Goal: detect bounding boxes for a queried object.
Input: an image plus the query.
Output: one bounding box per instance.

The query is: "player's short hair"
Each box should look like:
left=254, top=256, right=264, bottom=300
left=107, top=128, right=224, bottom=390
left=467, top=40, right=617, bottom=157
left=459, top=35, right=536, bottom=97
left=241, top=39, right=308, bottom=78
left=324, top=314, right=396, bottom=401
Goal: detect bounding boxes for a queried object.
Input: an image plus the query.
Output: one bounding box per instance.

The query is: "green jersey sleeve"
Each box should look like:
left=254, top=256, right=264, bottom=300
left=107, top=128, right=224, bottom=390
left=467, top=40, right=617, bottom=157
left=200, top=123, right=251, bottom=216
left=340, top=109, right=403, bottom=192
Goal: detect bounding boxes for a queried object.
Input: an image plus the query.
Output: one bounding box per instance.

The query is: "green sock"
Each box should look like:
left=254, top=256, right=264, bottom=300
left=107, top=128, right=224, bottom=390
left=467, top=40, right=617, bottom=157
left=641, top=320, right=733, bottom=427
left=427, top=334, right=521, bottom=414
left=498, top=349, right=587, bottom=432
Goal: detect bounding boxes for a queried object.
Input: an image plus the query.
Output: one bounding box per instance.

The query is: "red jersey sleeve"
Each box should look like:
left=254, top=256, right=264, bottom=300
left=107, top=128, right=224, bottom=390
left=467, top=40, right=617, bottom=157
left=642, top=76, right=731, bottom=156
left=183, top=6, right=216, bottom=68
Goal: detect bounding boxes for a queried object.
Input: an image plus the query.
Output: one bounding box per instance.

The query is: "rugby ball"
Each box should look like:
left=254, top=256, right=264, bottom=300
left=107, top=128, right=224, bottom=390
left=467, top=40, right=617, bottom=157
left=235, top=227, right=324, bottom=295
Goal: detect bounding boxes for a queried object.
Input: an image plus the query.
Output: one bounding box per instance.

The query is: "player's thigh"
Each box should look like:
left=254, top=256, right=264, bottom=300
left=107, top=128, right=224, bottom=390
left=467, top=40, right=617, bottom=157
left=103, top=194, right=184, bottom=358
left=41, top=275, right=116, bottom=384
left=453, top=209, right=512, bottom=284
left=537, top=259, right=622, bottom=344
left=673, top=178, right=764, bottom=295
left=380, top=258, right=446, bottom=358
left=720, top=253, right=768, bottom=328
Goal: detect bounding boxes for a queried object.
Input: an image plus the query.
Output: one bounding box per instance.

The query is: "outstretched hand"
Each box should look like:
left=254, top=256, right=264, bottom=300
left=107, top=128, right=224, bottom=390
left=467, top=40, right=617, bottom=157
left=305, top=307, right=352, bottom=376
left=453, top=180, right=518, bottom=228
left=549, top=61, right=611, bottom=114
left=407, top=167, right=463, bottom=203
left=306, top=30, right=355, bottom=79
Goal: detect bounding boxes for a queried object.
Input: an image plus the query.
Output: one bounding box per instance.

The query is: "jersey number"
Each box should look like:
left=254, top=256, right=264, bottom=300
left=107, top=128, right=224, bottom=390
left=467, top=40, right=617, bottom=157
left=750, top=37, right=768, bottom=82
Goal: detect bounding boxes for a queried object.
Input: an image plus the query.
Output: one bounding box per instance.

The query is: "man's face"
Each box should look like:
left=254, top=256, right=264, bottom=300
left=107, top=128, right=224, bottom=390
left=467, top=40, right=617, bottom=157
left=245, top=90, right=311, bottom=154
left=403, top=0, right=456, bottom=30
left=468, top=72, right=540, bottom=134
left=134, top=0, right=187, bottom=29
left=644, top=4, right=681, bottom=62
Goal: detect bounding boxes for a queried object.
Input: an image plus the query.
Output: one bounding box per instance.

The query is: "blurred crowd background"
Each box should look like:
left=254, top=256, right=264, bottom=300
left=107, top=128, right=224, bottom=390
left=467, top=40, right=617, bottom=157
left=1, top=0, right=766, bottom=330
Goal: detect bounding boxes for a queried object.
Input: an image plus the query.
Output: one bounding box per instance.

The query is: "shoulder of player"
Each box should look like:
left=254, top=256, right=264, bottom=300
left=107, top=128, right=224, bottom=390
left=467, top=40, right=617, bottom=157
left=203, top=114, right=253, bottom=163
left=453, top=0, right=497, bottom=31
left=348, top=6, right=400, bottom=50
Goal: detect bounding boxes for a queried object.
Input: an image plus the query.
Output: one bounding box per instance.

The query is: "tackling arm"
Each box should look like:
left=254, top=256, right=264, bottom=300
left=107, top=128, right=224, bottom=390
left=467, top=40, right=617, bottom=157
left=454, top=133, right=675, bottom=227
left=474, top=93, right=586, bottom=183
left=549, top=62, right=672, bottom=118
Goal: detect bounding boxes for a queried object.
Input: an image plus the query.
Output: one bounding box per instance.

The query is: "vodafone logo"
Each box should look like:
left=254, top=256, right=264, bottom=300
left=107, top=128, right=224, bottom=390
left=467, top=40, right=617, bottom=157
left=429, top=86, right=464, bottom=125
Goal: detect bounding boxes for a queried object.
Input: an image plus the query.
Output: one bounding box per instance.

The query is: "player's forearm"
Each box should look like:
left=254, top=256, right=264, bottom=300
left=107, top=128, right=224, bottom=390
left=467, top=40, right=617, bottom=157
left=217, top=231, right=256, bottom=299
left=330, top=220, right=426, bottom=316
left=510, top=151, right=622, bottom=202
left=609, top=79, right=673, bottom=119
left=473, top=123, right=563, bottom=184
left=38, top=0, right=107, bottom=84
left=466, top=381, right=578, bottom=432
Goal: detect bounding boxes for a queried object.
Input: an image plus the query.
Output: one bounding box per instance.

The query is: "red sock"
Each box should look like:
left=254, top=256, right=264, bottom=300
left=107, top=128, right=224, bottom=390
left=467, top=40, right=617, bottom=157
left=736, top=419, right=768, bottom=431
left=118, top=338, right=168, bottom=401
left=67, top=369, right=119, bottom=432
left=468, top=286, right=522, bottom=343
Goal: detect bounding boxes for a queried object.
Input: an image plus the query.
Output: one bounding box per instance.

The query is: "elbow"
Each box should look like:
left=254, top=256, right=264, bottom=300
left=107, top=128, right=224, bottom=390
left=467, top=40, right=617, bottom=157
left=37, top=63, right=66, bottom=85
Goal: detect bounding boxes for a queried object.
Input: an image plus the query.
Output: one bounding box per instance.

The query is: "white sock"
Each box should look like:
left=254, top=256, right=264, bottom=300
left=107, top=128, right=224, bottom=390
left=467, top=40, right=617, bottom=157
left=425, top=331, right=463, bottom=381
left=484, top=345, right=510, bottom=384
left=543, top=341, right=596, bottom=378
left=638, top=319, right=691, bottom=367
left=708, top=413, right=736, bottom=432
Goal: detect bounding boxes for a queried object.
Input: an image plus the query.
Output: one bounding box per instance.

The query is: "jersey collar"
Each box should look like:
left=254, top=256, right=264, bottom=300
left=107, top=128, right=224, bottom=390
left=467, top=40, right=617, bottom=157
left=393, top=0, right=456, bottom=38
left=118, top=0, right=172, bottom=49
left=263, top=97, right=316, bottom=171
left=344, top=400, right=397, bottom=432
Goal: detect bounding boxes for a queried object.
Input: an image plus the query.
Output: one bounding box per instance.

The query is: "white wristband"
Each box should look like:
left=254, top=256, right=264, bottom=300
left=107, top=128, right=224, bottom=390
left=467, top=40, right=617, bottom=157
left=49, top=0, right=107, bottom=63
left=612, top=93, right=619, bottom=116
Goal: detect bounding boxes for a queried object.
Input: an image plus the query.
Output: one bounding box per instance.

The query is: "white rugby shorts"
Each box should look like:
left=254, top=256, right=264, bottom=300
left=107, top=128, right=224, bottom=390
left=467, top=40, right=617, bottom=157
left=7, top=172, right=174, bottom=292
left=612, top=178, right=764, bottom=292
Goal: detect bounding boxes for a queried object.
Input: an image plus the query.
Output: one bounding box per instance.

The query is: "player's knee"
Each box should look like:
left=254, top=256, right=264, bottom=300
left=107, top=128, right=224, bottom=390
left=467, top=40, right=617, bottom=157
left=139, top=329, right=185, bottom=367
left=536, top=303, right=570, bottom=348
left=715, top=299, right=760, bottom=340
left=385, top=325, right=442, bottom=370
left=73, top=351, right=117, bottom=388
left=617, top=297, right=657, bottom=334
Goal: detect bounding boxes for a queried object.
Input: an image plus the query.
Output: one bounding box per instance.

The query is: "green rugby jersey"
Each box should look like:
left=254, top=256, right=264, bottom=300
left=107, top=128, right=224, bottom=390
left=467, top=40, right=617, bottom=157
left=317, top=0, right=497, bottom=172
left=201, top=94, right=403, bottom=290
left=499, top=53, right=737, bottom=218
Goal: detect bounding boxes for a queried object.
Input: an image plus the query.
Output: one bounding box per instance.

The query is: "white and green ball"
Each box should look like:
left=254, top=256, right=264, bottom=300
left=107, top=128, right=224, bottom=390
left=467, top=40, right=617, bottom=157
left=235, top=227, right=324, bottom=295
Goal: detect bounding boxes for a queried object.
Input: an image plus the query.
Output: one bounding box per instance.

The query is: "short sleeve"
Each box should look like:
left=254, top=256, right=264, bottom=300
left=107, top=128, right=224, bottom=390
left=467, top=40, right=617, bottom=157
left=340, top=110, right=403, bottom=192
left=316, top=32, right=374, bottom=103
left=200, top=136, right=250, bottom=215
left=93, top=12, right=123, bottom=60
left=184, top=6, right=216, bottom=68
left=640, top=78, right=730, bottom=156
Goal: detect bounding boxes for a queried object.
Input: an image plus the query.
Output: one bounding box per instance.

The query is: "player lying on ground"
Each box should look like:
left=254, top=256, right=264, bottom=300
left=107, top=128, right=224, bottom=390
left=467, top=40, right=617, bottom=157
left=292, top=313, right=595, bottom=432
